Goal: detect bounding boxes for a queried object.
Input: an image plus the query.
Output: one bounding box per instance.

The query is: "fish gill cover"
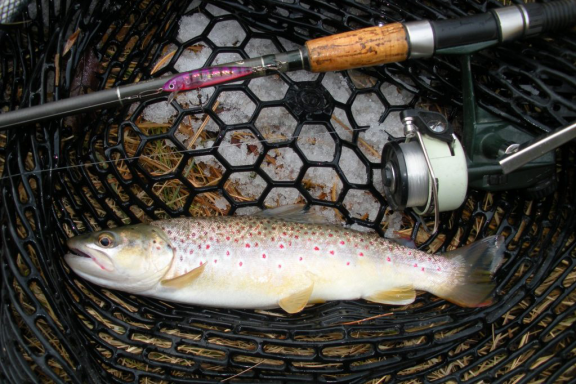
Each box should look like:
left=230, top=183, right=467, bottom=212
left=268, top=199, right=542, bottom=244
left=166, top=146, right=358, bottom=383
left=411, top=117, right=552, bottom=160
left=0, top=0, right=575, bottom=383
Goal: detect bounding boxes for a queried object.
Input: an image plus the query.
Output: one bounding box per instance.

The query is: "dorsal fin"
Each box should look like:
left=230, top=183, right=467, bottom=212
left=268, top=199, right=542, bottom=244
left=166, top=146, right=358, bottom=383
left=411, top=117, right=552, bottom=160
left=161, top=263, right=206, bottom=288
left=256, top=204, right=325, bottom=224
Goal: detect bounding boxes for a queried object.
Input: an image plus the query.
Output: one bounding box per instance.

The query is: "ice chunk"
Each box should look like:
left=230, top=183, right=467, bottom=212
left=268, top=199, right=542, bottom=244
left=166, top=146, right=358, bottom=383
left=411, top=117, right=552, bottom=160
left=245, top=38, right=278, bottom=57
left=218, top=129, right=261, bottom=166
left=205, top=4, right=230, bottom=16
left=249, top=76, right=289, bottom=101
left=303, top=167, right=343, bottom=201
left=261, top=148, right=303, bottom=181
left=343, top=189, right=380, bottom=221
left=264, top=188, right=304, bottom=207
left=384, top=211, right=403, bottom=238
left=227, top=172, right=267, bottom=201
left=322, top=72, right=351, bottom=103
left=174, top=45, right=212, bottom=72
left=351, top=92, right=385, bottom=126
left=297, top=124, right=336, bottom=162
left=178, top=13, right=210, bottom=43
left=215, top=91, right=256, bottom=125
left=208, top=20, right=246, bottom=46
left=380, top=83, right=413, bottom=106
left=142, top=101, right=177, bottom=124
left=339, top=147, right=367, bottom=184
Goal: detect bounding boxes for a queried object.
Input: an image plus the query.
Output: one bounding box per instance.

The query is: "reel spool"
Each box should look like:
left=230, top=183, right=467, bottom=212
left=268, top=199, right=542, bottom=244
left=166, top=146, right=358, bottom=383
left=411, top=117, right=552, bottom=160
left=382, top=110, right=467, bottom=233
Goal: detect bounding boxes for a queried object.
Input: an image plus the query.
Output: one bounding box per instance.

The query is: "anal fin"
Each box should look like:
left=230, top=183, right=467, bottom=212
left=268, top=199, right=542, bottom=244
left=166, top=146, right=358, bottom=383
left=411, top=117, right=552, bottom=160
left=161, top=263, right=206, bottom=288
left=365, top=286, right=416, bottom=305
left=278, top=283, right=314, bottom=314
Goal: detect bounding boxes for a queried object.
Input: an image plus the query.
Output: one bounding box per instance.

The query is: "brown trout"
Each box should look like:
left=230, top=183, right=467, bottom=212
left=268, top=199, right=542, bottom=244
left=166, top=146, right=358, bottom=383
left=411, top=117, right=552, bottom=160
left=65, top=206, right=504, bottom=313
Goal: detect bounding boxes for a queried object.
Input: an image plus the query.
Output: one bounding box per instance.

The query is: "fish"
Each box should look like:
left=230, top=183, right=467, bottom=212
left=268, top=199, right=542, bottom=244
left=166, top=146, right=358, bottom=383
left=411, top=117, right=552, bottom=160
left=64, top=205, right=505, bottom=313
left=163, top=66, right=254, bottom=104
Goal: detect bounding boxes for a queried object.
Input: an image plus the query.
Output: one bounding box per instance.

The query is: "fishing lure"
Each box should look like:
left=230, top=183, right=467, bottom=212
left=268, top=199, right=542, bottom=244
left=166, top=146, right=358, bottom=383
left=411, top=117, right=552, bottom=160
left=163, top=66, right=254, bottom=104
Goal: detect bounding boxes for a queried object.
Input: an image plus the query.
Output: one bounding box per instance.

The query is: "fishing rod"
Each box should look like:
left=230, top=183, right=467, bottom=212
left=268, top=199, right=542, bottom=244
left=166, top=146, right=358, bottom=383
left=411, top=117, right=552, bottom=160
left=0, top=0, right=574, bottom=130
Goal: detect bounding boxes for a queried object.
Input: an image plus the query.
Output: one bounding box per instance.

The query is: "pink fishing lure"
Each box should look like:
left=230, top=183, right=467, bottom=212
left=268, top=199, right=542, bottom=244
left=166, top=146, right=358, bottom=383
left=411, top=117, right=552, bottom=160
left=163, top=66, right=254, bottom=103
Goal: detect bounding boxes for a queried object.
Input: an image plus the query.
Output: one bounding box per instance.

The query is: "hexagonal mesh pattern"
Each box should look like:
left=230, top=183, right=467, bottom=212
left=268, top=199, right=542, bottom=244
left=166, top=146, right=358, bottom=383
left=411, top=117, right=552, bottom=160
left=0, top=0, right=575, bottom=383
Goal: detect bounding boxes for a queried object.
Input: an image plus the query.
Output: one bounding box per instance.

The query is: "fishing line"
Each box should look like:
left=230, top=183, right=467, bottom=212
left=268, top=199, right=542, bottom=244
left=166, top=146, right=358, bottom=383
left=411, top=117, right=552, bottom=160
left=0, top=124, right=388, bottom=181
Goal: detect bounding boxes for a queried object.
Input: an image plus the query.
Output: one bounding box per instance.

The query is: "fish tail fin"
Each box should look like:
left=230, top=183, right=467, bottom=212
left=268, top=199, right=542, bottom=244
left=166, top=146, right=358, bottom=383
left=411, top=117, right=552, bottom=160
left=434, top=235, right=505, bottom=307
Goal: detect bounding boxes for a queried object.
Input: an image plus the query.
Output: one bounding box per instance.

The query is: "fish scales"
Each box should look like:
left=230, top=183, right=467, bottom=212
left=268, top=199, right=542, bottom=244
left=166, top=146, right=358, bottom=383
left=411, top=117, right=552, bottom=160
left=151, top=216, right=452, bottom=308
left=65, top=207, right=505, bottom=312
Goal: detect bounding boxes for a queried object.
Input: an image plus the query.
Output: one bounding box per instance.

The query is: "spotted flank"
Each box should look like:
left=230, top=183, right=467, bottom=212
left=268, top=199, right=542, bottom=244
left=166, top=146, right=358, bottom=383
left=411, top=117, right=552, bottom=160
left=65, top=205, right=505, bottom=313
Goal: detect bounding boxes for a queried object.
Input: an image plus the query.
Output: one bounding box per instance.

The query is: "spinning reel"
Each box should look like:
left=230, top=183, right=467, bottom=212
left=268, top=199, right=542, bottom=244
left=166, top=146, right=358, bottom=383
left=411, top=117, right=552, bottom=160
left=382, top=54, right=558, bottom=234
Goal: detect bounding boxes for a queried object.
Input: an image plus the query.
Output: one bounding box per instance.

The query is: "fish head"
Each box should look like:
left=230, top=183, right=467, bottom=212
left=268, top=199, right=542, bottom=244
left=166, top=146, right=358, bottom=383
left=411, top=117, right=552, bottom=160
left=65, top=224, right=175, bottom=292
left=162, top=76, right=184, bottom=93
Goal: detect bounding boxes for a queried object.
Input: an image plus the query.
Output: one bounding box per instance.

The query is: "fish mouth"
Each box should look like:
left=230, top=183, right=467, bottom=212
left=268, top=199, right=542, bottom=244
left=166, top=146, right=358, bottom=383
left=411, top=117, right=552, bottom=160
left=67, top=248, right=91, bottom=259
left=65, top=240, right=114, bottom=272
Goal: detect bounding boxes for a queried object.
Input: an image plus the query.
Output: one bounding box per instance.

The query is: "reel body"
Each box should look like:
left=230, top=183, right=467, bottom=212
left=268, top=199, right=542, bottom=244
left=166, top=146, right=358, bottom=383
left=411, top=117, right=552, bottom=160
left=382, top=110, right=468, bottom=233
left=381, top=53, right=557, bottom=232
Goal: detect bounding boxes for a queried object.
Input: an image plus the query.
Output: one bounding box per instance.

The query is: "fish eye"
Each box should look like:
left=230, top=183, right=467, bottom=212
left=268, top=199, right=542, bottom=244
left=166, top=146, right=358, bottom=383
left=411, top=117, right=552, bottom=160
left=169, top=83, right=174, bottom=89
left=98, top=234, right=114, bottom=248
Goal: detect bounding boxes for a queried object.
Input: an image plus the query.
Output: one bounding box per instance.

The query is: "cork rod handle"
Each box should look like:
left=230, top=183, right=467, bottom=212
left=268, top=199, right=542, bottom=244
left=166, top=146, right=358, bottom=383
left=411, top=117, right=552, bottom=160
left=305, top=23, right=409, bottom=73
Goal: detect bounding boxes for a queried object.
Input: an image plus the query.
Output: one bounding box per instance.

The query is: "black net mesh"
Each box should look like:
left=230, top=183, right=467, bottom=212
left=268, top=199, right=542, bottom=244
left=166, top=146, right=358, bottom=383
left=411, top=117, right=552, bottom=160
left=0, top=0, right=575, bottom=383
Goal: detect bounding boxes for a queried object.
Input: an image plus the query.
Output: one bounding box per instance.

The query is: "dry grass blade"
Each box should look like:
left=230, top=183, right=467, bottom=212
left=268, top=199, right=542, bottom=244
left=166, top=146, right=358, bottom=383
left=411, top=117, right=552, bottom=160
left=63, top=29, right=81, bottom=56
left=188, top=101, right=220, bottom=149
left=220, top=362, right=263, bottom=382
left=331, top=113, right=380, bottom=159
left=340, top=312, right=393, bottom=325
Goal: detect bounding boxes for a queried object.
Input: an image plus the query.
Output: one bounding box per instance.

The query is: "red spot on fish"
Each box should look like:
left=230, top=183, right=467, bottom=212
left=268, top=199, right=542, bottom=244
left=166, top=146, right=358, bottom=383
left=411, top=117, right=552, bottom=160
left=288, top=241, right=292, bottom=247
left=278, top=264, right=282, bottom=269
left=249, top=233, right=252, bottom=237
left=206, top=245, right=210, bottom=250
left=283, top=232, right=287, bottom=236
left=437, top=267, right=441, bottom=271
left=387, top=257, right=391, bottom=262
left=226, top=236, right=230, bottom=241
left=279, top=244, right=285, bottom=249
left=370, top=241, right=374, bottom=246
left=312, top=232, right=316, bottom=235
left=408, top=251, right=412, bottom=255
left=271, top=237, right=275, bottom=241
left=299, top=257, right=303, bottom=261
left=254, top=242, right=259, bottom=247
left=209, top=237, right=214, bottom=241
left=346, top=262, right=350, bottom=266
left=234, top=239, right=239, bottom=243
left=258, top=231, right=261, bottom=235
left=167, top=230, right=172, bottom=235
left=314, top=246, right=320, bottom=251
left=226, top=251, right=230, bottom=256
left=330, top=250, right=335, bottom=255
left=239, top=261, right=243, bottom=267
left=304, top=231, right=308, bottom=235
left=181, top=239, right=185, bottom=243
left=262, top=254, right=266, bottom=259
left=294, top=235, right=299, bottom=239
left=340, top=241, right=345, bottom=245
left=329, top=234, right=333, bottom=237
left=389, top=246, right=393, bottom=251
left=199, top=261, right=203, bottom=266
left=245, top=243, right=250, bottom=248
left=413, top=263, right=418, bottom=267
left=189, top=250, right=193, bottom=255
left=192, top=233, right=196, bottom=237
left=204, top=231, right=208, bottom=235
left=360, top=239, right=364, bottom=242
left=359, top=252, right=364, bottom=257
left=156, top=246, right=161, bottom=250
left=421, top=267, right=425, bottom=271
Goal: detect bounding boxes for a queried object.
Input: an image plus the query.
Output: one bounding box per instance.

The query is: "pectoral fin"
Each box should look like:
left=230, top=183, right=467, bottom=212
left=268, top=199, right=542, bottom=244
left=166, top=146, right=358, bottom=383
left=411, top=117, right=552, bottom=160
left=278, top=283, right=314, bottom=314
left=365, top=286, right=416, bottom=305
left=161, top=263, right=206, bottom=288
